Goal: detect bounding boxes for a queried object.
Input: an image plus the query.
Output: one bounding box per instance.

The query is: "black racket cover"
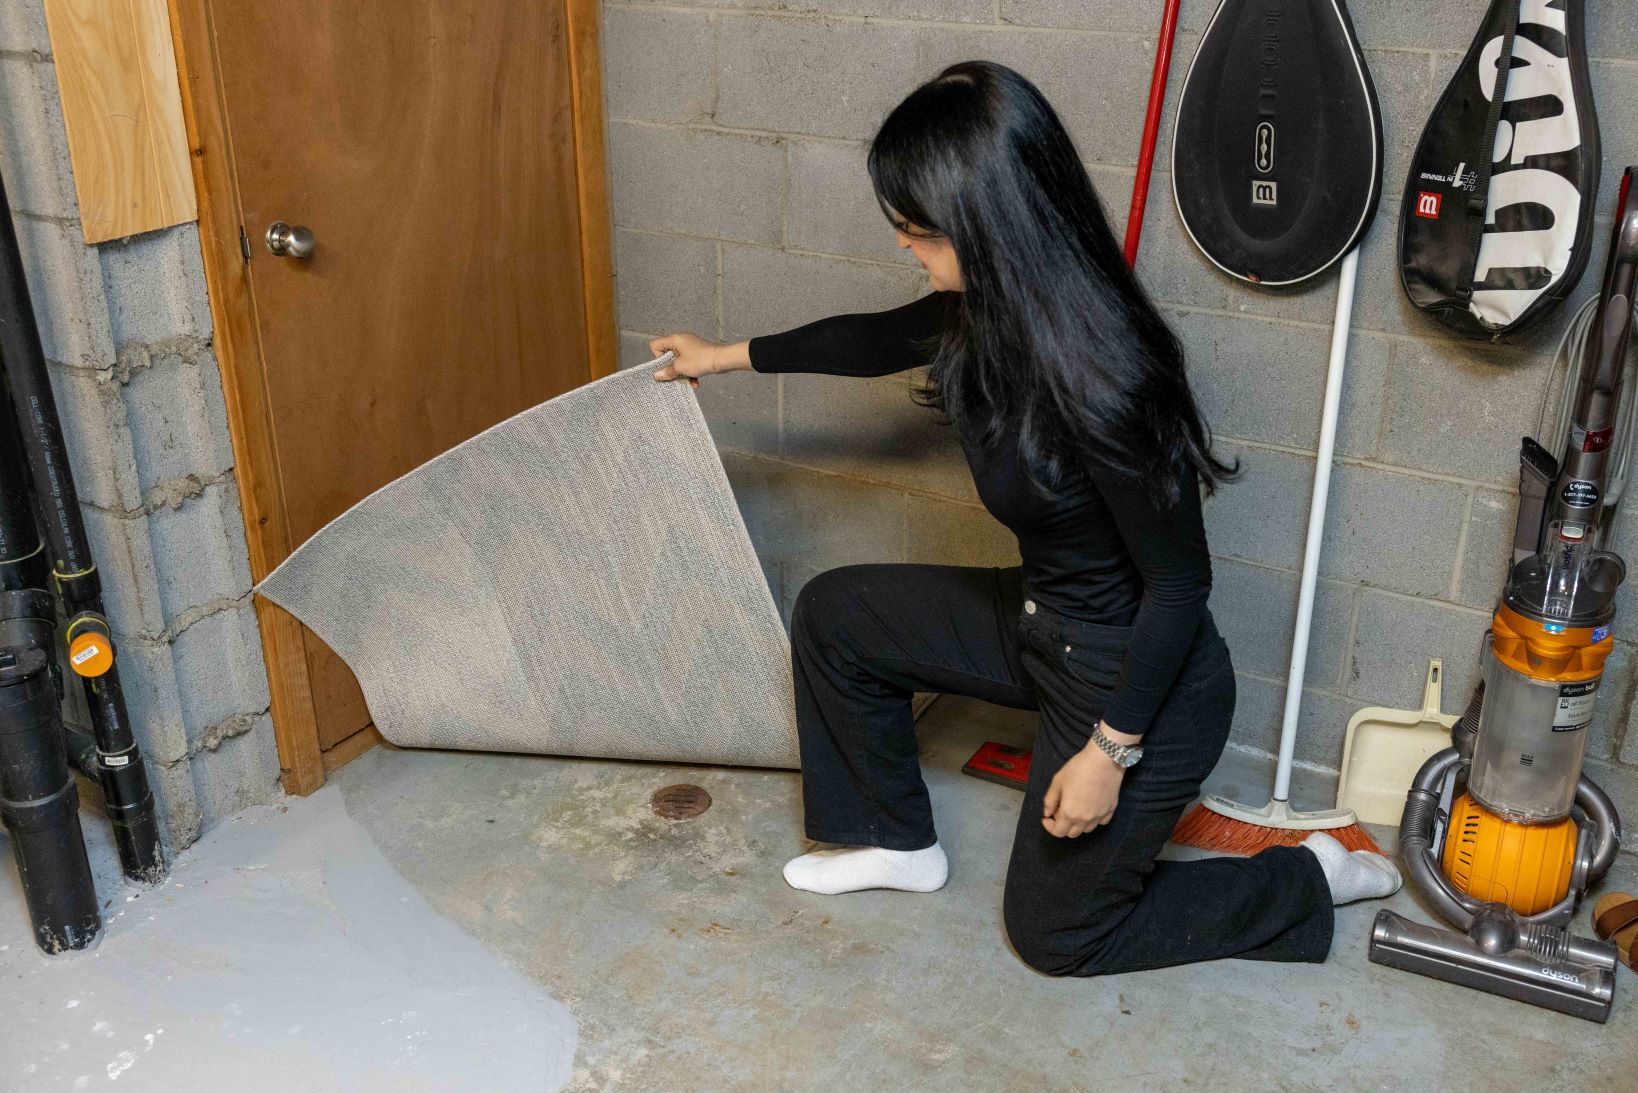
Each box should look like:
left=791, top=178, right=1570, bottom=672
left=1398, top=0, right=1600, bottom=339
left=1172, top=0, right=1383, bottom=286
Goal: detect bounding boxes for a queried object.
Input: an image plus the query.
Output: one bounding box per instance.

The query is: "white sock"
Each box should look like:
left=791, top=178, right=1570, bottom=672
left=781, top=842, right=948, bottom=896
left=1302, top=831, right=1402, bottom=905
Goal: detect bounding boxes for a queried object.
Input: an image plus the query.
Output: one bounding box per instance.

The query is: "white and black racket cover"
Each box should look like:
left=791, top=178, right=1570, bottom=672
left=1171, top=0, right=1382, bottom=286
left=1399, top=0, right=1600, bottom=339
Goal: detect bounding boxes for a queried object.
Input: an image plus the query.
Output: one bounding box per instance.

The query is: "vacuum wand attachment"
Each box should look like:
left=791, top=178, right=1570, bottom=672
left=1546, top=170, right=1638, bottom=547
left=1510, top=437, right=1557, bottom=564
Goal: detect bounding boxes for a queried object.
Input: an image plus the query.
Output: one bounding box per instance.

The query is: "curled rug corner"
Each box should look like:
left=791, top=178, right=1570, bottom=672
left=256, top=365, right=799, bottom=769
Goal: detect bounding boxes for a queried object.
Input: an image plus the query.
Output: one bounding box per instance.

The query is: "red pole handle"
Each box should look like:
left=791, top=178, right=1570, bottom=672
left=1122, top=0, right=1183, bottom=270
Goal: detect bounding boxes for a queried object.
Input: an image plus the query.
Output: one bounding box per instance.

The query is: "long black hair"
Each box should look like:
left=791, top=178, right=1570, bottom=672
left=867, top=61, right=1235, bottom=503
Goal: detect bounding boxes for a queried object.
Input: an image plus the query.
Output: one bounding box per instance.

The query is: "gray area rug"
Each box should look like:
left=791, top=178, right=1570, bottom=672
left=257, top=365, right=798, bottom=769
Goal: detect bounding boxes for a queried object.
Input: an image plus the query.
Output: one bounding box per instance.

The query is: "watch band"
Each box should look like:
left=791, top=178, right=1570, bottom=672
left=1091, top=725, right=1142, bottom=768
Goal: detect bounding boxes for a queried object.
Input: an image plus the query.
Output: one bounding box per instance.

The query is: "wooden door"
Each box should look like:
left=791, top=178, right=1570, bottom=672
left=170, top=0, right=614, bottom=788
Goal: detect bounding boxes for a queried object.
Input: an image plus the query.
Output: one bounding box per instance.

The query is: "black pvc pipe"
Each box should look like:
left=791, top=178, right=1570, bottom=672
left=0, top=586, right=58, bottom=689
left=63, top=724, right=99, bottom=781
left=1, top=375, right=63, bottom=713
left=0, top=172, right=164, bottom=883
left=0, top=368, right=46, bottom=594
left=0, top=221, right=90, bottom=582
left=0, top=374, right=55, bottom=674
left=0, top=646, right=100, bottom=952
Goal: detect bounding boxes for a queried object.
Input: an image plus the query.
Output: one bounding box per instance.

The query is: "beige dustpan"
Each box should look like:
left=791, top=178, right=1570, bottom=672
left=1335, top=660, right=1458, bottom=827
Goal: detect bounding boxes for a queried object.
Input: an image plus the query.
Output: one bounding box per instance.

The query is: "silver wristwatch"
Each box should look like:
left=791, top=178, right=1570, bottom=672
left=1090, top=726, right=1143, bottom=769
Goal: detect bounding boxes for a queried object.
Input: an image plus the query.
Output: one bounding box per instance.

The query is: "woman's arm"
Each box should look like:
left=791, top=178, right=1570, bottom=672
left=652, top=292, right=955, bottom=382
left=1041, top=469, right=1212, bottom=839
left=748, top=291, right=954, bottom=377
left=1096, top=468, right=1214, bottom=738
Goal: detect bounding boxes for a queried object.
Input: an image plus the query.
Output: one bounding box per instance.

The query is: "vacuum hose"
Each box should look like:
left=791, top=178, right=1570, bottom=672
left=1397, top=748, right=1477, bottom=927
left=1451, top=679, right=1483, bottom=759
left=1577, top=776, right=1621, bottom=879
left=0, top=170, right=164, bottom=883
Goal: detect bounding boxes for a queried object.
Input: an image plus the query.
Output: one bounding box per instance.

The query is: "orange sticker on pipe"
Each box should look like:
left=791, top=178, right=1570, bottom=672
left=68, top=632, right=113, bottom=677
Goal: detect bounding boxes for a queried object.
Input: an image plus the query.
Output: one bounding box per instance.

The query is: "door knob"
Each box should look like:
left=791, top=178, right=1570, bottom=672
left=265, top=221, right=315, bottom=259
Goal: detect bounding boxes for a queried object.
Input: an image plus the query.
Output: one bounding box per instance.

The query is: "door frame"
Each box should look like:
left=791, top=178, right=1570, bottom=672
left=164, top=0, right=618, bottom=794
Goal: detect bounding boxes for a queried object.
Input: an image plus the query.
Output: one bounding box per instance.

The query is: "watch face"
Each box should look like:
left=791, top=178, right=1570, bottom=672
left=1120, top=747, right=1143, bottom=768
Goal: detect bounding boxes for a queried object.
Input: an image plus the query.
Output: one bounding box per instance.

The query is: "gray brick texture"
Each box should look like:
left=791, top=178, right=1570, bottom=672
left=0, top=0, right=278, bottom=848
left=600, top=0, right=1638, bottom=809
left=0, top=2, right=52, bottom=56
left=0, top=53, right=76, bottom=219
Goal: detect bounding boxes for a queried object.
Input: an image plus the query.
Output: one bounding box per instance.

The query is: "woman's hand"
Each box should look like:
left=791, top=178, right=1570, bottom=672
left=650, top=333, right=751, bottom=386
left=1042, top=726, right=1137, bottom=838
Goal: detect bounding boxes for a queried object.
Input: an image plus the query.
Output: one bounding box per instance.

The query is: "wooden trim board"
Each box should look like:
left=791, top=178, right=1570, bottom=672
left=164, top=0, right=617, bottom=792
left=567, top=0, right=618, bottom=379
left=45, top=0, right=197, bottom=243
left=322, top=725, right=385, bottom=776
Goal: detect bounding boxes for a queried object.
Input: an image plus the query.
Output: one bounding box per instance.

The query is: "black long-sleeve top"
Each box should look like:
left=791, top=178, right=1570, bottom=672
left=749, top=292, right=1214, bottom=738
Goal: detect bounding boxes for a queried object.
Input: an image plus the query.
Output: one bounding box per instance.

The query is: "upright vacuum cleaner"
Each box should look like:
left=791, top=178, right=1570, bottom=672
left=1368, top=168, right=1638, bottom=1023
left=0, top=167, right=166, bottom=950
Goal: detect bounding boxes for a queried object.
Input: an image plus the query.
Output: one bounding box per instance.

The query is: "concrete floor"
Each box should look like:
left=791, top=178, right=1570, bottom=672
left=330, top=695, right=1638, bottom=1092
left=0, top=788, right=575, bottom=1091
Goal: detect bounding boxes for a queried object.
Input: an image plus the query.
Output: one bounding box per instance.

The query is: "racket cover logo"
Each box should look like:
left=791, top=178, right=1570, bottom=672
left=1254, top=122, right=1275, bottom=173
left=1415, top=191, right=1442, bottom=219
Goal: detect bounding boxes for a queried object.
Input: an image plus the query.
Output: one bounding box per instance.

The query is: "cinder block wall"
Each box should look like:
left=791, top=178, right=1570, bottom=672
left=603, top=0, right=1638, bottom=826
left=0, top=2, right=279, bottom=847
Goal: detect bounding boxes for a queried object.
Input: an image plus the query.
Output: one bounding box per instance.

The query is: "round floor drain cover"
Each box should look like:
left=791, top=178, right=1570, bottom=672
left=651, top=784, right=712, bottom=820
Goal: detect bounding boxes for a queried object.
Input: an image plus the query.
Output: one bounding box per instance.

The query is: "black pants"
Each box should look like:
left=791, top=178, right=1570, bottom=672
left=790, top=563, right=1334, bottom=977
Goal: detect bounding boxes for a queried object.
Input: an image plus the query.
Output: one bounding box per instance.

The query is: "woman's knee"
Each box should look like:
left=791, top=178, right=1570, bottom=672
left=790, top=566, right=871, bottom=647
left=1003, top=882, right=1073, bottom=976
left=1003, top=885, right=1123, bottom=978
left=1003, top=906, right=1078, bottom=977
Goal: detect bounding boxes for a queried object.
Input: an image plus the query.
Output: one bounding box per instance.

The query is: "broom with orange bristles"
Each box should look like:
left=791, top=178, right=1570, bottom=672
left=1170, top=250, right=1380, bottom=857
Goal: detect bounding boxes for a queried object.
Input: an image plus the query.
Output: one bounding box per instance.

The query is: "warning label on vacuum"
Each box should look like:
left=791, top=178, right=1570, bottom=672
left=1553, top=679, right=1598, bottom=730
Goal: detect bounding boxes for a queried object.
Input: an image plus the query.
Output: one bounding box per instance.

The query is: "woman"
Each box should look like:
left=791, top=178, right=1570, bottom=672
left=652, top=62, right=1399, bottom=977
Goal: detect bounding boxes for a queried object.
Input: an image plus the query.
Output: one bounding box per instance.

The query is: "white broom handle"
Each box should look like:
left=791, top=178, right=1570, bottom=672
left=1273, top=247, right=1359, bottom=803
